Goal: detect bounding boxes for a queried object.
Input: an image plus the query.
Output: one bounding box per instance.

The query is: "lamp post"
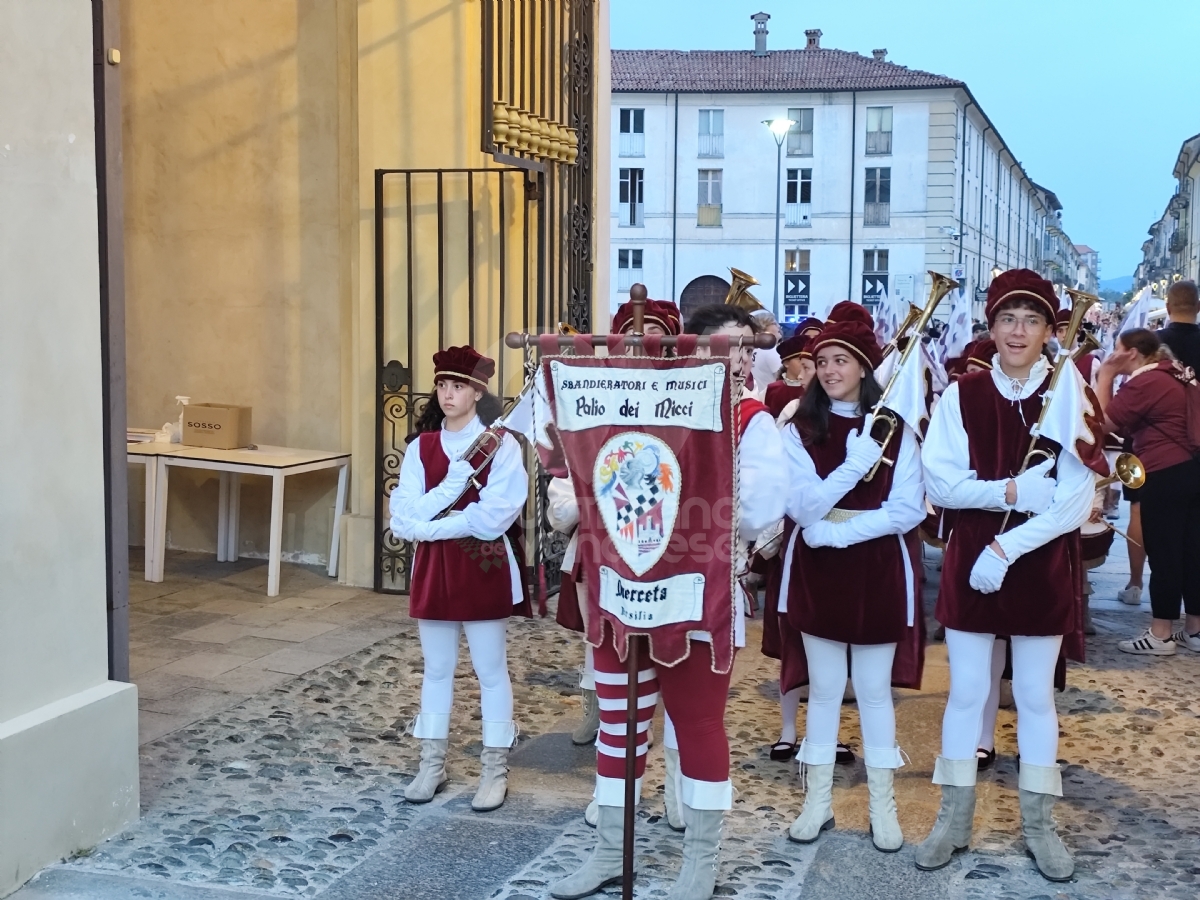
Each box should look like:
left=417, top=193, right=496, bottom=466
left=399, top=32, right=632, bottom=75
left=764, top=118, right=794, bottom=319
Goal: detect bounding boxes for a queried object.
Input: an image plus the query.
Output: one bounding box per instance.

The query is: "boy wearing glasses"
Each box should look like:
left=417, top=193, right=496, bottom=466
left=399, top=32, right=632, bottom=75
left=915, top=269, right=1094, bottom=882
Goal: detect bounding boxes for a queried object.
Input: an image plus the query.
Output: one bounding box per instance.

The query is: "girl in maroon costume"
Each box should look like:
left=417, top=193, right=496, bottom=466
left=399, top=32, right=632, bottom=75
left=389, top=346, right=530, bottom=813
left=779, top=321, right=926, bottom=851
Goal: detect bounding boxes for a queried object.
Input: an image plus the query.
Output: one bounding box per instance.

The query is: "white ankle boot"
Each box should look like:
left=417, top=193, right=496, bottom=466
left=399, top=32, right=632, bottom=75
left=788, top=763, right=835, bottom=843
left=667, top=805, right=723, bottom=900
left=472, top=745, right=509, bottom=812
left=663, top=747, right=685, bottom=832
left=1019, top=763, right=1074, bottom=882
left=865, top=766, right=903, bottom=851
left=550, top=804, right=628, bottom=899
left=404, top=738, right=448, bottom=803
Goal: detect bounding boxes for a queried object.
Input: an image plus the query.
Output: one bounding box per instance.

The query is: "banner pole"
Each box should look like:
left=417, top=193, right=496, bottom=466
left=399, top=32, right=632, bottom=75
left=619, top=285, right=647, bottom=900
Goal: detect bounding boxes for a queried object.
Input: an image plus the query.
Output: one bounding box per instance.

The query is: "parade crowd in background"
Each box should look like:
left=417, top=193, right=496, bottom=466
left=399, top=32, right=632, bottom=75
left=386, top=273, right=1200, bottom=900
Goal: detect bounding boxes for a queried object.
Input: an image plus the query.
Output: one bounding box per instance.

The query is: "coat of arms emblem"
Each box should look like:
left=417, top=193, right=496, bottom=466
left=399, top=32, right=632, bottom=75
left=593, top=432, right=681, bottom=576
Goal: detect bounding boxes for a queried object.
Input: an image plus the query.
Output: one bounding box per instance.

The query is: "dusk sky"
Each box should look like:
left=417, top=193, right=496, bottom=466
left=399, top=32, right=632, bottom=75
left=611, top=0, right=1200, bottom=284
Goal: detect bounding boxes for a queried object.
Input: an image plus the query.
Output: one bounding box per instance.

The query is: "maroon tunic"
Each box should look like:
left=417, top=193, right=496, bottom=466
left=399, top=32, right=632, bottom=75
left=936, top=370, right=1083, bottom=640
left=761, top=519, right=807, bottom=692
left=555, top=558, right=585, bottom=633
left=782, top=414, right=925, bottom=690
left=764, top=381, right=805, bottom=419
left=408, top=432, right=532, bottom=622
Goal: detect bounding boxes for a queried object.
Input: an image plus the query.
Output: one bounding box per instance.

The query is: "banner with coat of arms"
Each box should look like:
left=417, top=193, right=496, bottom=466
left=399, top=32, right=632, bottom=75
left=541, top=352, right=741, bottom=672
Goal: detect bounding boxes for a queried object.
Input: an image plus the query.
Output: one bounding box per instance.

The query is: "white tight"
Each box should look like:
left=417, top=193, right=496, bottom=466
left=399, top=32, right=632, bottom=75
left=943, top=629, right=1061, bottom=767
left=413, top=618, right=515, bottom=747
left=977, top=638, right=1007, bottom=753
left=800, top=634, right=902, bottom=769
left=779, top=687, right=802, bottom=744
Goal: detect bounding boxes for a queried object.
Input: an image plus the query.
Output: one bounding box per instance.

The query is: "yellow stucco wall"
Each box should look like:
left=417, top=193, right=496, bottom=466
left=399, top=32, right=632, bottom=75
left=122, top=0, right=356, bottom=564
left=121, top=0, right=607, bottom=585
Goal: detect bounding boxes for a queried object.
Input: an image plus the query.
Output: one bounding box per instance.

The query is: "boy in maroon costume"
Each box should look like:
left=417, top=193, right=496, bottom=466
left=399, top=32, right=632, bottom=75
left=917, top=270, right=1097, bottom=881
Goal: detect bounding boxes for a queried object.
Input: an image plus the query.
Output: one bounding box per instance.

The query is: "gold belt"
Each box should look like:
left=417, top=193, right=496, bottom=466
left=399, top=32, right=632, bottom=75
left=823, top=507, right=866, bottom=524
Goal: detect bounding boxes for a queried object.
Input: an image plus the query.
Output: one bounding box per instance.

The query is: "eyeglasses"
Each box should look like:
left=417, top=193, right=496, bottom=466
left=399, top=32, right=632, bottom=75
left=994, top=313, right=1047, bottom=331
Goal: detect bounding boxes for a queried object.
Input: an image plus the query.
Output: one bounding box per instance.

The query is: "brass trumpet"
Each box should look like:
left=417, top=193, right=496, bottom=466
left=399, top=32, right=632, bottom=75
left=997, top=287, right=1098, bottom=533
left=863, top=271, right=960, bottom=481
left=1095, top=452, right=1146, bottom=491
left=558, top=321, right=580, bottom=336
left=1072, top=330, right=1100, bottom=360
left=880, top=304, right=923, bottom=361
left=724, top=267, right=766, bottom=312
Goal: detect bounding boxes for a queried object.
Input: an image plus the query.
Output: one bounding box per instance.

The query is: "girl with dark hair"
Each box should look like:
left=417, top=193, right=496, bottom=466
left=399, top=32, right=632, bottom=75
left=1097, top=328, right=1200, bottom=656
left=778, top=321, right=926, bottom=852
left=389, top=346, right=530, bottom=813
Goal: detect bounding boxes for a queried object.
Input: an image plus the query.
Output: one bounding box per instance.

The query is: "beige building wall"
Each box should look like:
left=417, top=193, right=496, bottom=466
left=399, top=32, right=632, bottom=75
left=0, top=3, right=139, bottom=895
left=120, top=0, right=607, bottom=587
left=121, top=0, right=357, bottom=565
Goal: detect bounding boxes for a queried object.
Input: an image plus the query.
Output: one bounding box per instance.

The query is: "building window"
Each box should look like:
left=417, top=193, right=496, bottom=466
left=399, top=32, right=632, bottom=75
left=864, top=167, right=890, bottom=226
left=698, top=109, right=723, bottom=158
left=866, top=106, right=892, bottom=155
left=783, top=249, right=811, bottom=320
left=697, top=169, right=722, bottom=226
left=617, top=249, right=643, bottom=291
left=787, top=108, right=814, bottom=156
left=862, top=249, right=889, bottom=310
left=619, top=108, right=644, bottom=157
left=785, top=168, right=812, bottom=227
left=619, top=168, right=644, bottom=227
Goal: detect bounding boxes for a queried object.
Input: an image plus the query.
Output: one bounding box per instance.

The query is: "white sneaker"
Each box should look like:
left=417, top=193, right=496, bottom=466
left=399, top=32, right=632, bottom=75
left=1117, top=586, right=1143, bottom=606
left=1170, top=629, right=1200, bottom=652
left=1117, top=629, right=1176, bottom=656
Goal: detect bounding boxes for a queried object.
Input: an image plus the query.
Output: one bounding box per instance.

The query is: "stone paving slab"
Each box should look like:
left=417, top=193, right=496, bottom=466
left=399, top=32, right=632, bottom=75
left=13, top=535, right=1200, bottom=900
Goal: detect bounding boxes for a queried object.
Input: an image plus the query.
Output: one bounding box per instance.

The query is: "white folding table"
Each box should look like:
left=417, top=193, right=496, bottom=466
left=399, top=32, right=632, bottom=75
left=127, top=442, right=188, bottom=578
left=147, top=445, right=351, bottom=596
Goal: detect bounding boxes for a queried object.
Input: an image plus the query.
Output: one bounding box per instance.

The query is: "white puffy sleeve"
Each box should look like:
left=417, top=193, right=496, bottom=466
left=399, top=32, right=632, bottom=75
left=922, top=383, right=1010, bottom=511
left=782, top=424, right=869, bottom=527
left=822, top=426, right=926, bottom=544
left=420, top=434, right=528, bottom=542
left=546, top=476, right=580, bottom=533
left=995, top=449, right=1093, bottom=562
left=738, top=411, right=786, bottom=540
left=389, top=443, right=429, bottom=541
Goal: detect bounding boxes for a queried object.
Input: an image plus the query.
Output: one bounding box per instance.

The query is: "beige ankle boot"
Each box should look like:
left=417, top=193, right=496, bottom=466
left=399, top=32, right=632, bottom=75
left=572, top=688, right=600, bottom=745
left=471, top=745, right=510, bottom=812
left=1019, top=763, right=1074, bottom=882
left=667, top=805, right=723, bottom=900
left=788, top=762, right=835, bottom=843
left=404, top=738, right=448, bottom=803
left=663, top=747, right=685, bottom=832
left=865, top=766, right=903, bottom=852
left=550, top=804, right=628, bottom=899
left=914, top=757, right=977, bottom=870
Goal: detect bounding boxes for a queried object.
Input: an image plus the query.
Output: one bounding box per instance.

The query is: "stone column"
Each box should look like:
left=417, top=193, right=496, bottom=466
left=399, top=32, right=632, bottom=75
left=0, top=2, right=139, bottom=894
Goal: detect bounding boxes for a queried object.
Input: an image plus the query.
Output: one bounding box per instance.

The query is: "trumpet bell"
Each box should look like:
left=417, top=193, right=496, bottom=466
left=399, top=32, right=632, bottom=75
left=724, top=267, right=766, bottom=312
left=1114, top=452, right=1146, bottom=489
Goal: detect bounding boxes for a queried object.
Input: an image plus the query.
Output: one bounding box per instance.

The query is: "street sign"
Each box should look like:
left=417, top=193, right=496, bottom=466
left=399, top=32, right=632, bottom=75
left=783, top=271, right=809, bottom=322
left=862, top=273, right=889, bottom=304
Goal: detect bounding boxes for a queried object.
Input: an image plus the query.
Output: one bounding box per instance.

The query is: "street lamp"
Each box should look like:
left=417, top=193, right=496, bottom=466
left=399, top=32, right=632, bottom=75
left=764, top=117, right=795, bottom=318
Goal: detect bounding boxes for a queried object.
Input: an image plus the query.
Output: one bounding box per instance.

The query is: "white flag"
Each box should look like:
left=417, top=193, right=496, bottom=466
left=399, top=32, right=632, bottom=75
left=1034, top=358, right=1095, bottom=464
left=1119, top=285, right=1153, bottom=333
left=873, top=287, right=907, bottom=348
left=881, top=343, right=930, bottom=437
left=937, top=278, right=972, bottom=363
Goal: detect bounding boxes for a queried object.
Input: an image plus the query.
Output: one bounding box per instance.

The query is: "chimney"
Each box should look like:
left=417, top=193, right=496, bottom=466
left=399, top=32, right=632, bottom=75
left=872, top=48, right=887, bottom=61
left=805, top=29, right=822, bottom=50
left=751, top=12, right=770, bottom=56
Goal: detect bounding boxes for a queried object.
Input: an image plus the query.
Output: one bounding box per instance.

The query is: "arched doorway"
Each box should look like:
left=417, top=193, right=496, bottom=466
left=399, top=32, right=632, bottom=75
left=679, top=275, right=730, bottom=325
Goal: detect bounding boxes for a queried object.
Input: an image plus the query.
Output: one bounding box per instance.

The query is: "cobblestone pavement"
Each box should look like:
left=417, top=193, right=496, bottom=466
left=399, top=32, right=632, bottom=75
left=12, top=533, right=1200, bottom=900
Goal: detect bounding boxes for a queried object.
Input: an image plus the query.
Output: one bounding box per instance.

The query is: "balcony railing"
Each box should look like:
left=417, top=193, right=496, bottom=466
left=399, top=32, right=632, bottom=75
left=619, top=132, right=644, bottom=157
left=863, top=202, right=890, bottom=226
left=785, top=202, right=812, bottom=227
left=865, top=130, right=892, bottom=155
left=619, top=202, right=644, bottom=227
left=697, top=204, right=722, bottom=227
left=1169, top=228, right=1188, bottom=254
left=698, top=134, right=724, bottom=158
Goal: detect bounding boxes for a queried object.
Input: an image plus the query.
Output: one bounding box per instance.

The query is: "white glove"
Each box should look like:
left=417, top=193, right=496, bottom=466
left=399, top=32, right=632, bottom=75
left=1011, top=459, right=1056, bottom=515
left=443, top=457, right=475, bottom=491
left=968, top=546, right=1010, bottom=594
left=801, top=520, right=850, bottom=549
left=843, top=415, right=884, bottom=476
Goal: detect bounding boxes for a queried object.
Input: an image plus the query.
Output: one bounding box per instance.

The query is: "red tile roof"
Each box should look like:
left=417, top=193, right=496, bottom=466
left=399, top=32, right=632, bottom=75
left=612, top=48, right=964, bottom=93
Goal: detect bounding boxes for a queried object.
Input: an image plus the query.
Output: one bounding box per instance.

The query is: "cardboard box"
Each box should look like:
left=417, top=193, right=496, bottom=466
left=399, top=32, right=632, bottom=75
left=182, top=403, right=252, bottom=450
